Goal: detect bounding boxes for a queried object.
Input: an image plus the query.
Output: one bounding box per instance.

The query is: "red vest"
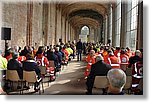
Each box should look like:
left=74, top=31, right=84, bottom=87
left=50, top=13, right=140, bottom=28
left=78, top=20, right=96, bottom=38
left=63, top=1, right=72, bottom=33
left=108, top=55, right=120, bottom=68
left=35, top=54, right=49, bottom=67
left=120, top=54, right=129, bottom=64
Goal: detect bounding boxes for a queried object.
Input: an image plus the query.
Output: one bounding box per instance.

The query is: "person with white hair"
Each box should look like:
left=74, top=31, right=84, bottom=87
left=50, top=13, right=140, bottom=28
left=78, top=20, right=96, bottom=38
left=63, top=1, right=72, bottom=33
left=107, top=68, right=126, bottom=95
left=86, top=55, right=111, bottom=95
left=128, top=50, right=142, bottom=68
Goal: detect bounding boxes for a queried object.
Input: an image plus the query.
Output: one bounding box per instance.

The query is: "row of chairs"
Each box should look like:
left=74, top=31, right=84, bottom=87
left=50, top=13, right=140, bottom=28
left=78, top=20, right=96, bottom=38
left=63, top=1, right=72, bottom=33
left=4, top=60, right=62, bottom=95
left=6, top=70, right=44, bottom=94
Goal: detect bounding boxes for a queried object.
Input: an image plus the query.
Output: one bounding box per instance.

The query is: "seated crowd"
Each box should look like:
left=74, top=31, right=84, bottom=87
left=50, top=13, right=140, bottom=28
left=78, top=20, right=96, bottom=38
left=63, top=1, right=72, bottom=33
left=0, top=41, right=143, bottom=95
left=0, top=42, right=76, bottom=93
left=84, top=42, right=143, bottom=95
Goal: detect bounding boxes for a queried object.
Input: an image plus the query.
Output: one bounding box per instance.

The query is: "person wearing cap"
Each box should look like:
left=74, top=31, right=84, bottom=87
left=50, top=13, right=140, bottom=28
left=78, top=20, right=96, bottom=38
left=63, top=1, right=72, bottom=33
left=86, top=55, right=111, bottom=95
left=0, top=50, right=7, bottom=70
left=107, top=68, right=126, bottom=95
left=7, top=52, right=23, bottom=79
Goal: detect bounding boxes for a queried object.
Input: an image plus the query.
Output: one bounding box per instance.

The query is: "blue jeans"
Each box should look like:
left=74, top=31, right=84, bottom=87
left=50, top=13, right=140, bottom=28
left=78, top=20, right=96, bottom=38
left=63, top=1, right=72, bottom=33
left=77, top=49, right=82, bottom=61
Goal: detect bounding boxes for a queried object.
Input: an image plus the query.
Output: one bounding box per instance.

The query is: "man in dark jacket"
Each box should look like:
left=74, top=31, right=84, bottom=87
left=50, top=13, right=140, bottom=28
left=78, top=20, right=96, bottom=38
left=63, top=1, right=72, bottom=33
left=76, top=39, right=83, bottom=61
left=86, top=55, right=111, bottom=95
left=22, top=53, right=41, bottom=91
left=7, top=52, right=23, bottom=79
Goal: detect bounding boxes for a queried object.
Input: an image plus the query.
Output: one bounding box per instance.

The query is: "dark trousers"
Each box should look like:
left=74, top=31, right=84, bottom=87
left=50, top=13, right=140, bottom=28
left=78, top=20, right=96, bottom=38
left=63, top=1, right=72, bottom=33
left=77, top=49, right=82, bottom=61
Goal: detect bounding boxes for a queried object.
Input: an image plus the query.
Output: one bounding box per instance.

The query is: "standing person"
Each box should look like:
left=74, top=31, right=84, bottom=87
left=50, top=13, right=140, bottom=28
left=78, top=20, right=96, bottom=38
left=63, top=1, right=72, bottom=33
left=86, top=55, right=111, bottom=95
left=76, top=39, right=83, bottom=61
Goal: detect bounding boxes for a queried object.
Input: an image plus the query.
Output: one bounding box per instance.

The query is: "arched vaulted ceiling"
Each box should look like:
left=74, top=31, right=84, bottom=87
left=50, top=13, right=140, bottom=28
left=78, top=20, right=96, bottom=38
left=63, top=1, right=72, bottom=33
left=69, top=16, right=100, bottom=29
left=69, top=9, right=103, bottom=24
left=57, top=1, right=112, bottom=36
left=61, top=2, right=108, bottom=17
left=59, top=2, right=110, bottom=30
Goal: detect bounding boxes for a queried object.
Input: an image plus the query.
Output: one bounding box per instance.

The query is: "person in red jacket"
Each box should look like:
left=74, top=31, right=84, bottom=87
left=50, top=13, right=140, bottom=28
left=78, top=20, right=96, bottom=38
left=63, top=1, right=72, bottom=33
left=114, top=47, right=121, bottom=57
left=61, top=46, right=69, bottom=64
left=35, top=46, right=49, bottom=68
left=108, top=51, right=120, bottom=68
left=102, top=47, right=109, bottom=64
left=120, top=49, right=129, bottom=71
left=85, top=50, right=96, bottom=79
left=126, top=47, right=133, bottom=58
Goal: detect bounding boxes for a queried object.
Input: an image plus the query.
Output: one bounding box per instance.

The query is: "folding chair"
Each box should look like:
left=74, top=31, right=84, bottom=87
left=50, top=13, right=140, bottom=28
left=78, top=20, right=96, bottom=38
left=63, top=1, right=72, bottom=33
left=39, top=66, right=51, bottom=86
left=23, top=71, right=44, bottom=94
left=6, top=70, right=23, bottom=94
left=93, top=76, right=108, bottom=94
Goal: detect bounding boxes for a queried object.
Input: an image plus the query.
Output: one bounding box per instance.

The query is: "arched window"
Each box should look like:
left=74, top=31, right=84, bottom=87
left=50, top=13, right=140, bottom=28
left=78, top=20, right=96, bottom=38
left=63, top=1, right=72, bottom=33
left=80, top=26, right=89, bottom=35
left=79, top=26, right=89, bottom=42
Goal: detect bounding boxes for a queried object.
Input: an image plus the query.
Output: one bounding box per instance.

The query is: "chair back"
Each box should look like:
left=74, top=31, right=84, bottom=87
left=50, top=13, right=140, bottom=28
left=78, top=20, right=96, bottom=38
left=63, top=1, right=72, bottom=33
left=6, top=70, right=20, bottom=81
left=23, top=71, right=37, bottom=83
left=39, top=66, right=47, bottom=75
left=49, top=61, right=55, bottom=67
left=94, top=76, right=108, bottom=89
left=124, top=76, right=132, bottom=89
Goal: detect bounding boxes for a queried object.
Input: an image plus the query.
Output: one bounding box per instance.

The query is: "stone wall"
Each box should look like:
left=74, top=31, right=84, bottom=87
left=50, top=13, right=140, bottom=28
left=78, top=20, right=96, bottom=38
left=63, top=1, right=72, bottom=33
left=32, top=2, right=43, bottom=49
left=2, top=2, right=27, bottom=50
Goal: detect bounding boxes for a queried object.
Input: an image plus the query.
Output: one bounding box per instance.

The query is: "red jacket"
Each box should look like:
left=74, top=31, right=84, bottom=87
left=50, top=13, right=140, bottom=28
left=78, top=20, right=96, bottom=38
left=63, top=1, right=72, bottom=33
left=85, top=55, right=96, bottom=77
left=35, top=54, right=49, bottom=67
left=108, top=55, right=120, bottom=68
left=114, top=50, right=120, bottom=57
left=17, top=56, right=26, bottom=63
left=120, top=54, right=129, bottom=64
left=102, top=51, right=109, bottom=64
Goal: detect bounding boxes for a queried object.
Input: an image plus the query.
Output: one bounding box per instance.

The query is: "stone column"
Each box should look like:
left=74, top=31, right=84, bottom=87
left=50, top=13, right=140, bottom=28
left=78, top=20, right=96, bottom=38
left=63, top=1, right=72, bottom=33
left=120, top=3, right=127, bottom=48
left=112, top=4, right=116, bottom=47
left=97, top=26, right=101, bottom=42
left=42, top=3, right=49, bottom=46
left=26, top=2, right=33, bottom=46
left=0, top=2, right=3, bottom=51
left=89, top=27, right=95, bottom=43
left=50, top=3, right=56, bottom=45
left=94, top=28, right=97, bottom=42
left=61, top=15, right=65, bottom=44
left=68, top=23, right=70, bottom=41
left=56, top=7, right=62, bottom=44
left=65, top=19, right=68, bottom=43
left=136, top=1, right=143, bottom=49
left=104, top=16, right=108, bottom=44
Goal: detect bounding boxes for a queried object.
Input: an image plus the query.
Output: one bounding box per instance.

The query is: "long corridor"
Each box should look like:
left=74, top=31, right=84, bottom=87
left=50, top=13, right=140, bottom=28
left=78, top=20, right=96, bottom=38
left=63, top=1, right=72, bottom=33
left=42, top=58, right=87, bottom=95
